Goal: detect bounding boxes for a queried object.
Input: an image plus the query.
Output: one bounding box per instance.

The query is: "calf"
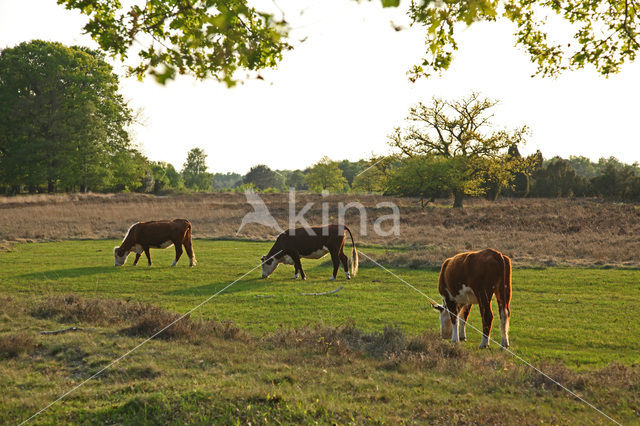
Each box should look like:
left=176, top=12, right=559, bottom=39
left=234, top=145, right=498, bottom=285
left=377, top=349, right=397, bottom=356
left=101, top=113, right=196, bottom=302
left=432, top=249, right=511, bottom=348
left=261, top=224, right=358, bottom=281
left=114, top=219, right=196, bottom=267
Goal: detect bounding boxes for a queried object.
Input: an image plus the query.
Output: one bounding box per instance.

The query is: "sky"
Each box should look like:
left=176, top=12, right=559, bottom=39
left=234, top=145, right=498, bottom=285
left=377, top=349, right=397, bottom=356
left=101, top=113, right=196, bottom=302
left=1, top=0, right=639, bottom=174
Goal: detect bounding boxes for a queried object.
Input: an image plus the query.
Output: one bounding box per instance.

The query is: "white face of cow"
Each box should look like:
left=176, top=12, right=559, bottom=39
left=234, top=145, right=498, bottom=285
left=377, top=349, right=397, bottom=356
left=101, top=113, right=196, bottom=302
left=114, top=246, right=130, bottom=266
left=433, top=299, right=452, bottom=339
left=261, top=255, right=279, bottom=278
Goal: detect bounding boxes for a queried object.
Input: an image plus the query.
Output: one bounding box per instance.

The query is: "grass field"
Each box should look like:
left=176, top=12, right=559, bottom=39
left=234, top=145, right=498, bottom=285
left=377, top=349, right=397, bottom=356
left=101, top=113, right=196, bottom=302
left=1, top=240, right=639, bottom=424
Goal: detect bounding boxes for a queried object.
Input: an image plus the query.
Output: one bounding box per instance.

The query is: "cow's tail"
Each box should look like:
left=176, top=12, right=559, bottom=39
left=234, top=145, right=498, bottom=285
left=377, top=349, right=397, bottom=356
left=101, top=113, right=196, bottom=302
left=345, top=225, right=358, bottom=277
left=184, top=220, right=196, bottom=265
left=502, top=254, right=511, bottom=306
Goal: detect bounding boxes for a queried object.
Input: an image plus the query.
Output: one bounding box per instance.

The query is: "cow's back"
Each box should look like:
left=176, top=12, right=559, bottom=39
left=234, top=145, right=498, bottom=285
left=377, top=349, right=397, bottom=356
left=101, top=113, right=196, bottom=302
left=439, top=249, right=505, bottom=296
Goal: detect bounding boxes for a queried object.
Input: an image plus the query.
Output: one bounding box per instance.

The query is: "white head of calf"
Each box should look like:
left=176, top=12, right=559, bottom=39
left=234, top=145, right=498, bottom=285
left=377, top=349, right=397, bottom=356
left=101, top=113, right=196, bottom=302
left=261, top=255, right=279, bottom=278
left=432, top=301, right=452, bottom=339
left=114, top=246, right=130, bottom=266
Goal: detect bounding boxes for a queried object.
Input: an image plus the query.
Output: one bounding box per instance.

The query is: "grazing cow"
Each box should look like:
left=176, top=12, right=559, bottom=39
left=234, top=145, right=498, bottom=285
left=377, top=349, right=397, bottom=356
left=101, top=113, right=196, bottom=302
left=114, top=219, right=196, bottom=267
left=261, top=224, right=358, bottom=281
left=431, top=249, right=511, bottom=348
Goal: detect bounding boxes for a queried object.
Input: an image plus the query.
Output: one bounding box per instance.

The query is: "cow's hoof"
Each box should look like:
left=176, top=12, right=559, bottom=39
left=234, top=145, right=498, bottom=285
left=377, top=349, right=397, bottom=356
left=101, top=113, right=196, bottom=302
left=301, top=277, right=307, bottom=281
left=459, top=337, right=466, bottom=342
left=329, top=276, right=336, bottom=281
left=478, top=344, right=489, bottom=349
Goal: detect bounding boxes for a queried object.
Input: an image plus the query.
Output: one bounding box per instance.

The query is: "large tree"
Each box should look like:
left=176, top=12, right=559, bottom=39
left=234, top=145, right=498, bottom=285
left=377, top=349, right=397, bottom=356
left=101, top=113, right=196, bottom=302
left=0, top=40, right=141, bottom=193
left=182, top=147, right=213, bottom=191
left=388, top=93, right=530, bottom=207
left=243, top=164, right=283, bottom=190
left=305, top=157, right=348, bottom=193
left=58, top=1, right=640, bottom=84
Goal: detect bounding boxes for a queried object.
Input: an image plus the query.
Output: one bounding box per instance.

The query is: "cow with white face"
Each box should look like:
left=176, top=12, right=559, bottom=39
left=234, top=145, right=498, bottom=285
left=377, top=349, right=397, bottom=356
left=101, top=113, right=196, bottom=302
left=432, top=248, right=512, bottom=349
left=261, top=224, right=358, bottom=281
left=114, top=219, right=196, bottom=267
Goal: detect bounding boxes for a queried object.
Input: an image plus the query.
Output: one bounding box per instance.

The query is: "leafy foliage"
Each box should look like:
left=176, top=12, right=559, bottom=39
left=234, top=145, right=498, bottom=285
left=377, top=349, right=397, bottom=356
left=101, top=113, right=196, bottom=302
left=406, top=0, right=640, bottom=80
left=305, top=157, right=348, bottom=193
left=213, top=172, right=243, bottom=189
left=57, top=0, right=290, bottom=85
left=57, top=1, right=640, bottom=84
left=182, top=147, right=212, bottom=191
left=0, top=40, right=143, bottom=193
left=388, top=93, right=532, bottom=207
left=243, top=165, right=283, bottom=190
left=284, top=169, right=308, bottom=190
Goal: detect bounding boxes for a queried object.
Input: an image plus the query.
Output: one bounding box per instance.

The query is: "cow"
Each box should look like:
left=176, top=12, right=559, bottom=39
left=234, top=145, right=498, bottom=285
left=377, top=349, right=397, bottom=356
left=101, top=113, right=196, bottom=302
left=431, top=248, right=511, bottom=348
left=114, top=219, right=196, bottom=267
left=261, top=224, right=358, bottom=281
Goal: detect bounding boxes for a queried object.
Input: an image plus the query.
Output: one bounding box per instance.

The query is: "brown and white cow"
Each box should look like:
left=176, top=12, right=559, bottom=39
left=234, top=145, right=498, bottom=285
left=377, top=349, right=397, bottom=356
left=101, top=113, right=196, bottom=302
left=261, top=224, right=358, bottom=281
left=114, top=219, right=196, bottom=267
left=432, top=248, right=511, bottom=348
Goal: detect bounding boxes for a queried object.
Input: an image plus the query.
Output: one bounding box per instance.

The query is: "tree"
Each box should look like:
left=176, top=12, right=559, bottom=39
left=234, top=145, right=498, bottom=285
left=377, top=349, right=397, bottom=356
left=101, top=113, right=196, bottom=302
left=530, top=157, right=590, bottom=197
left=58, top=0, right=289, bottom=85
left=386, top=156, right=468, bottom=205
left=305, top=157, right=348, bottom=193
left=151, top=161, right=184, bottom=193
left=0, top=40, right=140, bottom=193
left=388, top=93, right=530, bottom=207
left=59, top=1, right=640, bottom=85
left=337, top=160, right=366, bottom=186
left=591, top=162, right=640, bottom=200
left=407, top=0, right=640, bottom=80
left=284, top=169, right=308, bottom=190
left=243, top=165, right=283, bottom=190
left=213, top=172, right=242, bottom=189
left=182, top=147, right=212, bottom=191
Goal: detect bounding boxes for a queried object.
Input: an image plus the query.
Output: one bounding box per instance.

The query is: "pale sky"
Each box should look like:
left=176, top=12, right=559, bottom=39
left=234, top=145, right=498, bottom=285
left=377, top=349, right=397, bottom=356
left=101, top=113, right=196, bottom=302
left=1, top=0, right=639, bottom=173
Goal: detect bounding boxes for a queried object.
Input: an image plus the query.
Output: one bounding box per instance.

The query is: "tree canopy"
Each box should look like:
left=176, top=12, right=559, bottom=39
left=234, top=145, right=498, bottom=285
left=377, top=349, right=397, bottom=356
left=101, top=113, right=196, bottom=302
left=243, top=164, right=283, bottom=190
left=182, top=147, right=213, bottom=190
left=406, top=0, right=640, bottom=80
left=57, top=0, right=640, bottom=84
left=387, top=93, right=532, bottom=207
left=0, top=40, right=142, bottom=193
left=305, top=157, right=348, bottom=193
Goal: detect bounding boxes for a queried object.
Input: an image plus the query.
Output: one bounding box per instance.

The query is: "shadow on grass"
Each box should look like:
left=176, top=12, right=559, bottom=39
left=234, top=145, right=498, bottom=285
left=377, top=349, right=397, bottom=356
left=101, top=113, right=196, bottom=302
left=165, top=277, right=271, bottom=296
left=15, top=266, right=119, bottom=280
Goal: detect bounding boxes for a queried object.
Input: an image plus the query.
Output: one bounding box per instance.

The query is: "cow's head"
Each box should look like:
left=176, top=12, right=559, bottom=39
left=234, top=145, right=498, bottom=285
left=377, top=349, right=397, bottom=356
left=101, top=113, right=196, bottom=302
left=114, top=246, right=129, bottom=266
left=431, top=300, right=452, bottom=339
left=261, top=255, right=279, bottom=278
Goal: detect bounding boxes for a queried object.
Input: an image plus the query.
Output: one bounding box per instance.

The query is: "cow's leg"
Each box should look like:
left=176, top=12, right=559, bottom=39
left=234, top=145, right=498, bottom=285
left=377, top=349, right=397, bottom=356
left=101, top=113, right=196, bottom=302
left=144, top=247, right=152, bottom=266
left=329, top=250, right=340, bottom=281
left=291, top=251, right=306, bottom=280
left=444, top=298, right=460, bottom=343
left=458, top=304, right=472, bottom=342
left=339, top=251, right=350, bottom=279
left=293, top=263, right=300, bottom=279
left=477, top=291, right=494, bottom=348
left=183, top=239, right=195, bottom=267
left=133, top=253, right=141, bottom=266
left=497, top=298, right=511, bottom=348
left=172, top=243, right=183, bottom=267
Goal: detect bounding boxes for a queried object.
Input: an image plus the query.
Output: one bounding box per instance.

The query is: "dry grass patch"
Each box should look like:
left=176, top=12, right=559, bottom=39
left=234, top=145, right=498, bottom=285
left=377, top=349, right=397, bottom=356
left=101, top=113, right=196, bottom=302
left=0, top=333, right=35, bottom=358
left=3, top=193, right=640, bottom=267
left=31, top=295, right=245, bottom=342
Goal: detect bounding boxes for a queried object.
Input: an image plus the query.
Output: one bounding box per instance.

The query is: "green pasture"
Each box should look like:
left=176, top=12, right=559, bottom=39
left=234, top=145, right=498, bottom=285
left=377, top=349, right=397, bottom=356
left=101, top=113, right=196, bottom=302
left=1, top=240, right=639, bottom=369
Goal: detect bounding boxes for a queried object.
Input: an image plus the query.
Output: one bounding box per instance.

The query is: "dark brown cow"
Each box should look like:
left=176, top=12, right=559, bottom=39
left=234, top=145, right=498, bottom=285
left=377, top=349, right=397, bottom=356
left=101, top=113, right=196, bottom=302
left=261, top=224, right=358, bottom=281
left=114, top=219, right=196, bottom=267
left=432, top=249, right=511, bottom=348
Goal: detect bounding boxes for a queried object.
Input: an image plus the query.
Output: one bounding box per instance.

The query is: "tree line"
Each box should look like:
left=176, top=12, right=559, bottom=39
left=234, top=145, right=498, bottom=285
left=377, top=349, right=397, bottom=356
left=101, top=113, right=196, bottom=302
left=3, top=41, right=640, bottom=207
